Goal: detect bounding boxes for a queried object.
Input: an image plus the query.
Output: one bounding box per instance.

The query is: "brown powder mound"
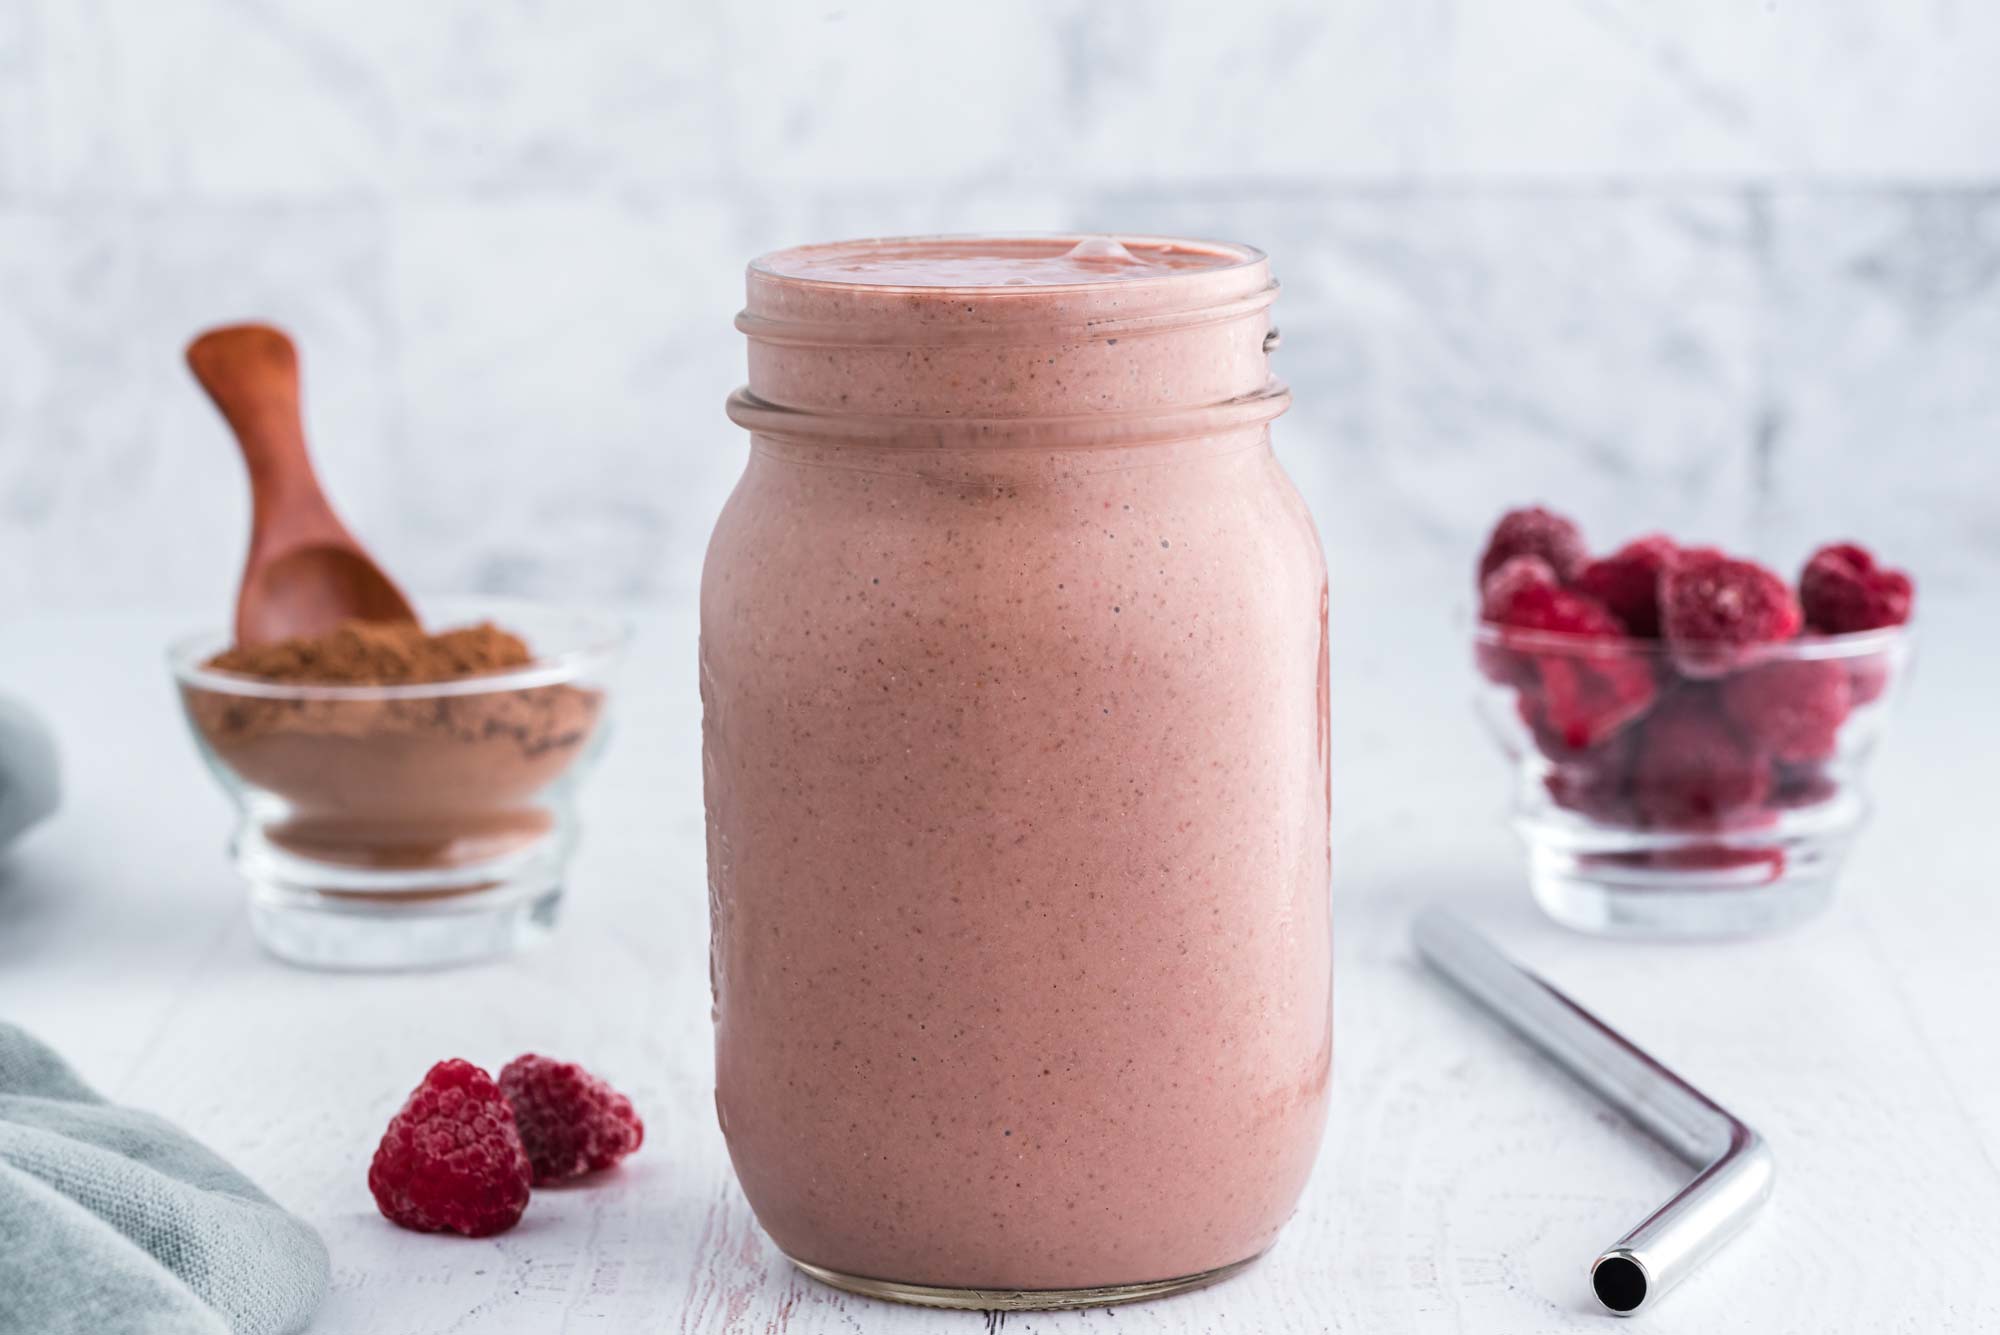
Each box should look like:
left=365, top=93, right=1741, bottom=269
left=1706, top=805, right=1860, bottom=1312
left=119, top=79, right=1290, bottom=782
left=205, top=620, right=535, bottom=685
left=183, top=618, right=605, bottom=871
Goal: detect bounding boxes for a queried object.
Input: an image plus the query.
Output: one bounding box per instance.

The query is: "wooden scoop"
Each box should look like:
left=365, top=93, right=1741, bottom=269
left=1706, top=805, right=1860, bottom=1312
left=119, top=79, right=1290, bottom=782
left=186, top=323, right=417, bottom=646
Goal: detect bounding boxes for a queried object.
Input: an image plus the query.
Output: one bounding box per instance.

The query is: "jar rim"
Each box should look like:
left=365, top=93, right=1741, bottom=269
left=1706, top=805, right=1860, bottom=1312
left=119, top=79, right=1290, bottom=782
left=741, top=232, right=1278, bottom=344
left=735, top=232, right=1286, bottom=437
left=748, top=232, right=1266, bottom=295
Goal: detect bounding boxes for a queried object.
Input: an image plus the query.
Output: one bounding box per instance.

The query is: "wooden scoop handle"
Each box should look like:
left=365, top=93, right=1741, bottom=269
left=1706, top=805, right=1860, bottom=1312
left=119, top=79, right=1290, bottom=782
left=186, top=322, right=417, bottom=645
left=185, top=323, right=331, bottom=532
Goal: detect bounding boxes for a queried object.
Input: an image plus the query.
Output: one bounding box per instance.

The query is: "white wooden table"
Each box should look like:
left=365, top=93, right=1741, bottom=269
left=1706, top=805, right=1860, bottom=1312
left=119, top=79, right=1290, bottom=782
left=2, top=589, right=1995, bottom=1333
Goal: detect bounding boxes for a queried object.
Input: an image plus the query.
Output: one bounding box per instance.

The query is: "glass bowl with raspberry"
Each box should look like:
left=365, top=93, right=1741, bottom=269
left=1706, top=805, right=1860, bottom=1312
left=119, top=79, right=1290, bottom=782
left=1473, top=509, right=1915, bottom=938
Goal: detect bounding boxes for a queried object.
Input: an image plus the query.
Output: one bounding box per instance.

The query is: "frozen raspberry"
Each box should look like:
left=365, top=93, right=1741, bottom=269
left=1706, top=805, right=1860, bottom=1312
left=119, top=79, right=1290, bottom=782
left=1483, top=558, right=1656, bottom=744
left=1480, top=555, right=1560, bottom=633
left=369, top=1059, right=531, bottom=1237
left=1533, top=721, right=1636, bottom=823
left=1534, top=652, right=1657, bottom=750
left=1477, top=556, right=1560, bottom=685
left=1800, top=543, right=1914, bottom=633
left=1629, top=690, right=1772, bottom=828
left=1718, top=657, right=1853, bottom=764
left=498, top=1055, right=644, bottom=1185
left=1588, top=846, right=1786, bottom=878
left=1660, top=549, right=1803, bottom=676
left=1572, top=535, right=1678, bottom=637
left=1773, top=761, right=1838, bottom=809
left=1478, top=506, right=1588, bottom=585
left=1480, top=556, right=1623, bottom=637
left=1848, top=650, right=1895, bottom=707
left=1546, top=762, right=1632, bottom=824
left=1476, top=639, right=1535, bottom=689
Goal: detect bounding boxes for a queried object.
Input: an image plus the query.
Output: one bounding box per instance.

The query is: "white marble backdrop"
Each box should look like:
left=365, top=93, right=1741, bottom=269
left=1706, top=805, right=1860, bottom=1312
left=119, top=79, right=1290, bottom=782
left=3, top=0, right=1997, bottom=613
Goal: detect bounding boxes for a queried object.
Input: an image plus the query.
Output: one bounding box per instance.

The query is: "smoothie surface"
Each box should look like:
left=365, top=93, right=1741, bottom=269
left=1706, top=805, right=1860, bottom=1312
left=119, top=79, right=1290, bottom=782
left=754, top=235, right=1259, bottom=289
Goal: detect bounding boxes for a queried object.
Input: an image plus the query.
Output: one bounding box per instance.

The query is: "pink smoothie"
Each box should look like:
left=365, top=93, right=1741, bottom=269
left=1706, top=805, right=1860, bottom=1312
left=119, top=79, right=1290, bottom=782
left=704, top=236, right=1330, bottom=1297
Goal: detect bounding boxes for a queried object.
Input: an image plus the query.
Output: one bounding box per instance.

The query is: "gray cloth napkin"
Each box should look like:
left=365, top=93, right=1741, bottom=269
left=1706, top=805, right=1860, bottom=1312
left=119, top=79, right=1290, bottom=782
left=0, top=1024, right=328, bottom=1335
left=0, top=696, right=60, bottom=853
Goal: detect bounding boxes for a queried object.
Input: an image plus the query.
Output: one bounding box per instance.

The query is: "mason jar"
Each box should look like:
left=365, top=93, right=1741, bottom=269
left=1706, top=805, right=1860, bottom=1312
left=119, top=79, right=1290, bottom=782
left=702, top=235, right=1330, bottom=1309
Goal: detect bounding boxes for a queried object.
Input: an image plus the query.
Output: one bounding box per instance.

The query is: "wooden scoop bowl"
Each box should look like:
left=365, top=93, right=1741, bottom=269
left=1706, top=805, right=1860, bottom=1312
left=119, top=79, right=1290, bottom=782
left=186, top=323, right=417, bottom=647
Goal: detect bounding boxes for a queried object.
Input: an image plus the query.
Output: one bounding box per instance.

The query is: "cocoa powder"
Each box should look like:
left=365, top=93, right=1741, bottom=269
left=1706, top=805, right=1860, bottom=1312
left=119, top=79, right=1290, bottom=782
left=185, top=620, right=604, bottom=872
left=204, top=620, right=535, bottom=685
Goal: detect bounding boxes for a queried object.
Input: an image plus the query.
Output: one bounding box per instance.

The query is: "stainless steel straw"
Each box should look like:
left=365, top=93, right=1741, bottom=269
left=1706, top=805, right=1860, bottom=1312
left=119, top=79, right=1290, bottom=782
left=1411, top=908, right=1775, bottom=1317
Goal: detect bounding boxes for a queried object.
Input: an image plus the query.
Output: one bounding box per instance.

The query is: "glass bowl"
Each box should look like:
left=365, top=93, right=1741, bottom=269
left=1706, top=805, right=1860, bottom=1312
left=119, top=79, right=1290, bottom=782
left=1474, top=620, right=1913, bottom=938
left=169, top=597, right=626, bottom=969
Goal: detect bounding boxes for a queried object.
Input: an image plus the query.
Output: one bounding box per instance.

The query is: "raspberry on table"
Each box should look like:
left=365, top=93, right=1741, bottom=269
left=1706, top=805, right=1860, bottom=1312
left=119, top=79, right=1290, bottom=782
left=1718, top=656, right=1854, bottom=764
left=1800, top=542, right=1914, bottom=633
left=1660, top=549, right=1803, bottom=676
left=498, top=1055, right=645, bottom=1185
left=1572, top=534, right=1678, bottom=637
left=369, top=1059, right=532, bottom=1237
left=1477, top=506, right=1589, bottom=585
left=1629, top=689, right=1772, bottom=828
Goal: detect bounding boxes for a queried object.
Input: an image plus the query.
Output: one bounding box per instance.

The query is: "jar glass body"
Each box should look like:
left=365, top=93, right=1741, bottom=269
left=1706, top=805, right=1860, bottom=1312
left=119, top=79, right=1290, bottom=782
left=702, top=236, right=1331, bottom=1302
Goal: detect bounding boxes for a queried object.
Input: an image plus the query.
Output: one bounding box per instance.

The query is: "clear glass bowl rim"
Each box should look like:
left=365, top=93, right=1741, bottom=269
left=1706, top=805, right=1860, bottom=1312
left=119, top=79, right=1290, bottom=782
left=1471, top=618, right=1913, bottom=664
left=166, top=596, right=630, bottom=702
